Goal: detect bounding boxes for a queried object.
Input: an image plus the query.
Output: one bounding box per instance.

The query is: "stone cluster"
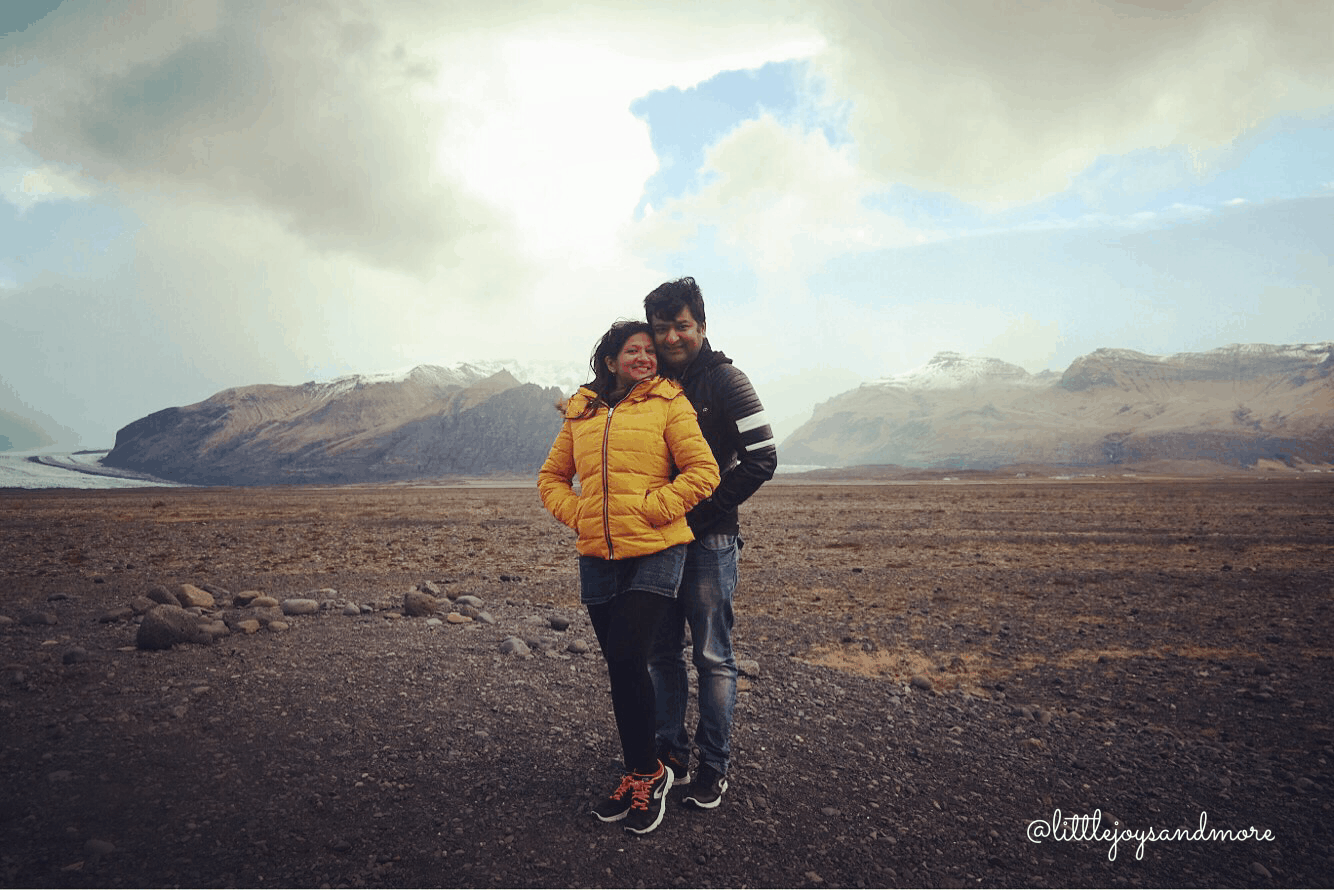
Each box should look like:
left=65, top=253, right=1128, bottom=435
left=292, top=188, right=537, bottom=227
left=0, top=580, right=593, bottom=656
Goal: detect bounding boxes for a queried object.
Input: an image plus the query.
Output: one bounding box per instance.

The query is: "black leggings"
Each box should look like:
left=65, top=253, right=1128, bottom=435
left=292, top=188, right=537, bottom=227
left=586, top=590, right=671, bottom=775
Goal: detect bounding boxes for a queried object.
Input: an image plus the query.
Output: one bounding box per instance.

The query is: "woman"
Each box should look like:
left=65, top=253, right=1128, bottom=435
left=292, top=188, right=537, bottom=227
left=538, top=320, right=720, bottom=836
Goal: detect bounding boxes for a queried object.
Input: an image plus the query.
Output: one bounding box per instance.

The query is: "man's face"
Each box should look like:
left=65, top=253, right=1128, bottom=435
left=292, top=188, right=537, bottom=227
left=650, top=305, right=706, bottom=372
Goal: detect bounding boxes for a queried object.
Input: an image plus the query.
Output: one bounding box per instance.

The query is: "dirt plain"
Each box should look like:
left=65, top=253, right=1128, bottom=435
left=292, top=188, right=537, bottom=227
left=1, top=473, right=1332, bottom=888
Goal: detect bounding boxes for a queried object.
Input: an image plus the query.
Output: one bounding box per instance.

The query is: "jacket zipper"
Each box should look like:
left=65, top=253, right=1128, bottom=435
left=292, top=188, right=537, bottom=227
left=598, top=378, right=651, bottom=560
left=601, top=402, right=616, bottom=559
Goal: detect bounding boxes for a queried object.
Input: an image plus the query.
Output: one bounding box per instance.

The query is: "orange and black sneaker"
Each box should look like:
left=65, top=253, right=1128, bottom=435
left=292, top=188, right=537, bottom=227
left=621, top=761, right=674, bottom=836
left=591, top=773, right=639, bottom=822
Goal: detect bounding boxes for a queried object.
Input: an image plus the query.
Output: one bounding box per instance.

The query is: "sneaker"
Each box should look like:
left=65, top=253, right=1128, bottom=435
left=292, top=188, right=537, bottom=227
left=621, top=761, right=674, bottom=836
left=590, top=773, right=638, bottom=822
left=659, top=748, right=692, bottom=786
left=682, top=762, right=728, bottom=809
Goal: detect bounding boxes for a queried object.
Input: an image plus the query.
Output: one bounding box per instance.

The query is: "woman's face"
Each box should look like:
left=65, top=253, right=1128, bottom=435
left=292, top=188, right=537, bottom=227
left=606, top=332, right=657, bottom=390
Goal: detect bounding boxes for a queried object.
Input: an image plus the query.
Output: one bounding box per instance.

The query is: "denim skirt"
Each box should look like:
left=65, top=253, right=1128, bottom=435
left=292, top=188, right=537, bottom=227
left=577, top=543, right=688, bottom=606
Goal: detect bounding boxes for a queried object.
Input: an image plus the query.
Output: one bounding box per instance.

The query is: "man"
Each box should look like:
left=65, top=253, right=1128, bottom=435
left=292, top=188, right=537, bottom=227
left=644, top=276, right=777, bottom=810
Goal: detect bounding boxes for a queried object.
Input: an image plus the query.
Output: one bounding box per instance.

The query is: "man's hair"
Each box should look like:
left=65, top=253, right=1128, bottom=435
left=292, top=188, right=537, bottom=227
left=644, top=276, right=706, bottom=327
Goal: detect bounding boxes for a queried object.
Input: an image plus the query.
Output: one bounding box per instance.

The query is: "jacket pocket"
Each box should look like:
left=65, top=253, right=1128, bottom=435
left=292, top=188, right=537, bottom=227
left=641, top=489, right=671, bottom=528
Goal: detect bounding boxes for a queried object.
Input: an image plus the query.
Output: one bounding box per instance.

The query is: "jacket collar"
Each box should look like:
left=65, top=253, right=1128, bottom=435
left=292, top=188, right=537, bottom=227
left=574, top=375, right=674, bottom=410
left=673, top=338, right=731, bottom=384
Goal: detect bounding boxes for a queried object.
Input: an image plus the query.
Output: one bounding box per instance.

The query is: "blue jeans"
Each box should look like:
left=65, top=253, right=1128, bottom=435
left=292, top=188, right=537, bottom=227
left=648, top=533, right=739, bottom=776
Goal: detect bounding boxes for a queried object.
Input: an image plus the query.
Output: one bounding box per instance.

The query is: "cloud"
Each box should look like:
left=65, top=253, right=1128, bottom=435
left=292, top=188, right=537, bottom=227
left=4, top=1, right=504, bottom=277
left=808, top=0, right=1334, bottom=204
left=635, top=114, right=930, bottom=277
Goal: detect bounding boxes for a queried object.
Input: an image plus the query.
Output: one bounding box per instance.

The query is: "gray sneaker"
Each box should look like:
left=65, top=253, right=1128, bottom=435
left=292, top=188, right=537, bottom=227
left=660, top=748, right=692, bottom=786
left=682, top=762, right=728, bottom=809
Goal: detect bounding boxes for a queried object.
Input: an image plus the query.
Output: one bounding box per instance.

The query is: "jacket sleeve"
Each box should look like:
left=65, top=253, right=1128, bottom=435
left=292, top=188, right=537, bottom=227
left=537, top=421, right=580, bottom=530
left=646, top=395, right=720, bottom=526
left=688, top=364, right=777, bottom=532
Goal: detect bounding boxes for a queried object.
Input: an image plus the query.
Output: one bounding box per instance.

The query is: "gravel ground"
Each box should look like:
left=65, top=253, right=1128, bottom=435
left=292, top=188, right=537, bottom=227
left=1, top=478, right=1332, bottom=888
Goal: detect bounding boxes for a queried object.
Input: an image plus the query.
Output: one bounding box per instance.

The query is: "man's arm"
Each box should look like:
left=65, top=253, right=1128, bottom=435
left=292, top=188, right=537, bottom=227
left=688, top=365, right=777, bottom=530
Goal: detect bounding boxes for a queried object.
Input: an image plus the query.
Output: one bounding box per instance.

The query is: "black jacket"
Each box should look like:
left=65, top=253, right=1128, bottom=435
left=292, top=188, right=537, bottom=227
left=670, top=340, right=777, bottom=536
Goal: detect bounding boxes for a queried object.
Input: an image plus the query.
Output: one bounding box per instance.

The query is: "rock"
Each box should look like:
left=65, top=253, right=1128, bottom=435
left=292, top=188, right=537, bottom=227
left=98, top=606, right=134, bottom=623
left=85, top=838, right=115, bottom=861
left=19, top=611, right=57, bottom=626
left=281, top=598, right=320, bottom=616
left=425, top=618, right=443, bottom=628
left=343, top=603, right=362, bottom=616
left=476, top=611, right=497, bottom=625
left=200, top=583, right=230, bottom=599
left=252, top=595, right=280, bottom=609
left=129, top=596, right=157, bottom=615
left=568, top=639, right=590, bottom=654
left=199, top=620, right=230, bottom=638
left=499, top=637, right=531, bottom=656
left=268, top=620, right=290, bottom=633
left=177, top=584, right=216, bottom=609
left=455, top=595, right=485, bottom=609
left=0, top=615, right=13, bottom=627
left=236, top=619, right=262, bottom=635
left=1250, top=862, right=1272, bottom=878
left=548, top=615, right=572, bottom=632
left=910, top=674, right=934, bottom=691
left=233, top=590, right=263, bottom=606
left=445, top=612, right=472, bottom=625
left=62, top=647, right=90, bottom=664
left=137, top=605, right=212, bottom=650
left=820, top=807, right=841, bottom=817
left=145, top=585, right=178, bottom=606
left=456, top=604, right=481, bottom=619
left=417, top=581, right=442, bottom=597
left=404, top=591, right=440, bottom=617
left=739, top=659, right=761, bottom=677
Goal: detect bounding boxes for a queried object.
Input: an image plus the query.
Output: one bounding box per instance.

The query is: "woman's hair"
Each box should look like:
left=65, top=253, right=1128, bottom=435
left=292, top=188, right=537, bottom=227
left=565, top=319, right=654, bottom=418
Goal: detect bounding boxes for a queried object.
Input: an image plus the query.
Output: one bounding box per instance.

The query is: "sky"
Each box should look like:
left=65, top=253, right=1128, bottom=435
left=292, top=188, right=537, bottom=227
left=1, top=0, right=1331, bottom=450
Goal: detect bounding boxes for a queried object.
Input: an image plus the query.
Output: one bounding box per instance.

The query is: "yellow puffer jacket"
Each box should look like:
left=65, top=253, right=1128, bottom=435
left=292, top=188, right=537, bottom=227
left=538, top=376, right=720, bottom=560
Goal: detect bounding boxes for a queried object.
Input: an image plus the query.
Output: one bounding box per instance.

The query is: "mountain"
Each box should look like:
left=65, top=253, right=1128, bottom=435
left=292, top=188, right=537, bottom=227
left=780, top=344, right=1334, bottom=470
left=0, top=409, right=55, bottom=452
left=0, top=375, right=82, bottom=451
left=103, top=365, right=568, bottom=484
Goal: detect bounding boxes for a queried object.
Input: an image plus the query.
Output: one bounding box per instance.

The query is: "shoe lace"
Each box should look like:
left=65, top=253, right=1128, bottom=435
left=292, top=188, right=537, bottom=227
left=607, top=773, right=637, bottom=801
left=625, top=767, right=662, bottom=811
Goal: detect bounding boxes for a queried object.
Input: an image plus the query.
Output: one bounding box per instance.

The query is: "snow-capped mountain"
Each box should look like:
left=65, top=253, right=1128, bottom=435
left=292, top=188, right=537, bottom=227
left=104, top=364, right=569, bottom=484
left=782, top=342, right=1334, bottom=470
left=866, top=352, right=1048, bottom=390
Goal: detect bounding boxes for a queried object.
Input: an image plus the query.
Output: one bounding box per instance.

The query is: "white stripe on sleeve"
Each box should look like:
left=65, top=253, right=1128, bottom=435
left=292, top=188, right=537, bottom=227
left=735, top=411, right=771, bottom=434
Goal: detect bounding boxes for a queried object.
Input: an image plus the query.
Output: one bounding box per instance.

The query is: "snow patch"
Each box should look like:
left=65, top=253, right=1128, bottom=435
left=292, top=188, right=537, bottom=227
left=866, top=352, right=1037, bottom=390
